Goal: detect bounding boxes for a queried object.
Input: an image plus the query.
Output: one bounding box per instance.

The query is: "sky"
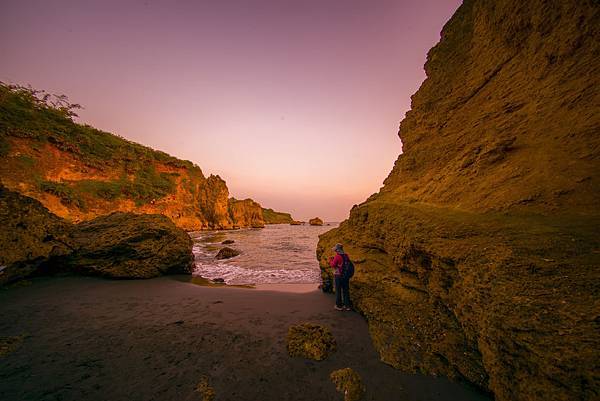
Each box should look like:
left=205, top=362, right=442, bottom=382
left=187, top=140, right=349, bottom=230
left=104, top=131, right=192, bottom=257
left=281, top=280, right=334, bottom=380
left=0, top=0, right=461, bottom=221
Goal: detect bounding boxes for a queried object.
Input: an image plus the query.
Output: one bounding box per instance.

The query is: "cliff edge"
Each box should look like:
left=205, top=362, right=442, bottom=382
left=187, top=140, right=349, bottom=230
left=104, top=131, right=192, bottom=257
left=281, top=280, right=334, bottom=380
left=318, top=1, right=599, bottom=401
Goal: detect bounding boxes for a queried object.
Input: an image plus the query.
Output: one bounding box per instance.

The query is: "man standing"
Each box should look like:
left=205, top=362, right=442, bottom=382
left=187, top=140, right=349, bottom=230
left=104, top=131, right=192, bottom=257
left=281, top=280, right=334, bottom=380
left=329, top=243, right=352, bottom=311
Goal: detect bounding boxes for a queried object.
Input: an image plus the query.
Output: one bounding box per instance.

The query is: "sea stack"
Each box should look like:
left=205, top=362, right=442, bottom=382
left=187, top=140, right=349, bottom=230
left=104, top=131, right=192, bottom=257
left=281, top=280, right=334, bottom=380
left=309, top=217, right=323, bottom=226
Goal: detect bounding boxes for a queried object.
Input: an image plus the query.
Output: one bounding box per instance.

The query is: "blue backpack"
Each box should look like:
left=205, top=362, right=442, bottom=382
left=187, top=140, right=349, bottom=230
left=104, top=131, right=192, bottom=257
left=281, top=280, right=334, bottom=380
left=341, top=254, right=355, bottom=279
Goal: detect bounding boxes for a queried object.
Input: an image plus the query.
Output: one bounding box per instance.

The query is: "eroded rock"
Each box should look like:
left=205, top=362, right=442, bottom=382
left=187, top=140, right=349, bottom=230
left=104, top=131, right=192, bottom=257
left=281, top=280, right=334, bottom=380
left=286, top=323, right=336, bottom=361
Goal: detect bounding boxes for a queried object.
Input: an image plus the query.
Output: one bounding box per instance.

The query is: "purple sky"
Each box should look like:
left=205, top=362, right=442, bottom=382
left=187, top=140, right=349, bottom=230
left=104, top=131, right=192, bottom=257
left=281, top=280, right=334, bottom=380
left=1, top=0, right=461, bottom=221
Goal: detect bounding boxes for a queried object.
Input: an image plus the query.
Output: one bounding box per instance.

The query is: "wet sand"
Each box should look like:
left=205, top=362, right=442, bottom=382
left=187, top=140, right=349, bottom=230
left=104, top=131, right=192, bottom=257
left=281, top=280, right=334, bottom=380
left=0, top=276, right=491, bottom=401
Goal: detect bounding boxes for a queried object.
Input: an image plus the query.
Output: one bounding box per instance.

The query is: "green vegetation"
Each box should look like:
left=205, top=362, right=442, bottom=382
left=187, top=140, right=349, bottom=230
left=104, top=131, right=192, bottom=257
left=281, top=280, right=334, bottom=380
left=0, top=82, right=200, bottom=207
left=0, top=82, right=201, bottom=170
left=40, top=180, right=86, bottom=209
left=262, top=207, right=293, bottom=224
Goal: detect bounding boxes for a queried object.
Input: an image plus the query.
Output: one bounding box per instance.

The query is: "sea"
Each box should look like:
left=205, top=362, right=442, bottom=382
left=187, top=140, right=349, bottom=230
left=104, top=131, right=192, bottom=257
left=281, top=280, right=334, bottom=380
left=189, top=223, right=338, bottom=285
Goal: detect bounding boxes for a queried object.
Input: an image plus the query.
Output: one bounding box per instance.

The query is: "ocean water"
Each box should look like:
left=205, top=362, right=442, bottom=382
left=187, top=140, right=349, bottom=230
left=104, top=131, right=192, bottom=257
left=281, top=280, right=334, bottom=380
left=189, top=223, right=338, bottom=285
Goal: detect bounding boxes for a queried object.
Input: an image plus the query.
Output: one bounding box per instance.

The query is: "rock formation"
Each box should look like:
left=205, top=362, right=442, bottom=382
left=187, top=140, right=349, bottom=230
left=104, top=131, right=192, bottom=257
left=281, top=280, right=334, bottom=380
left=309, top=217, right=323, bottom=226
left=318, top=1, right=600, bottom=401
left=228, top=198, right=265, bottom=228
left=0, top=83, right=290, bottom=231
left=215, top=247, right=240, bottom=260
left=66, top=212, right=194, bottom=278
left=290, top=220, right=304, bottom=225
left=0, top=187, right=193, bottom=284
left=262, top=207, right=294, bottom=224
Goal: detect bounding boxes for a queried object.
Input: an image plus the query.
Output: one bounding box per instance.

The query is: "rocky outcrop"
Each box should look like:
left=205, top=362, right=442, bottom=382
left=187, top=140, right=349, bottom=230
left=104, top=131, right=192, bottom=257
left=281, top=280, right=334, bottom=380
left=66, top=212, right=194, bottom=278
left=215, top=247, right=240, bottom=260
left=0, top=185, right=72, bottom=285
left=318, top=2, right=600, bottom=401
left=0, top=187, right=193, bottom=283
left=228, top=198, right=265, bottom=228
left=309, top=217, right=323, bottom=226
left=0, top=83, right=256, bottom=231
left=290, top=220, right=304, bottom=226
left=262, top=208, right=293, bottom=224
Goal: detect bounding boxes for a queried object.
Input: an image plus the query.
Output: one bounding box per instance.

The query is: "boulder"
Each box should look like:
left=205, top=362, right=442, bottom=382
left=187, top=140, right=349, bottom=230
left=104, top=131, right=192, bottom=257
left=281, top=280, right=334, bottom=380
left=286, top=323, right=336, bottom=361
left=330, top=368, right=365, bottom=401
left=309, top=217, right=323, bottom=226
left=215, top=247, right=240, bottom=260
left=66, top=212, right=194, bottom=279
left=221, top=239, right=235, bottom=245
left=0, top=186, right=72, bottom=285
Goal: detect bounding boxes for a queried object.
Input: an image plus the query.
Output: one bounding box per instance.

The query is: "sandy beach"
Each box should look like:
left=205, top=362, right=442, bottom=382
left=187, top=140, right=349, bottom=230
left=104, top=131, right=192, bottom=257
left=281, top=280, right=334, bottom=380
left=0, top=276, right=491, bottom=401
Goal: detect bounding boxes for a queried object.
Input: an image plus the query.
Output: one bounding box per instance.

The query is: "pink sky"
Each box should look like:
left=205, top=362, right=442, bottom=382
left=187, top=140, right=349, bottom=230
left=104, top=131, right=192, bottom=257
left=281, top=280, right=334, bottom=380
left=0, top=0, right=461, bottom=221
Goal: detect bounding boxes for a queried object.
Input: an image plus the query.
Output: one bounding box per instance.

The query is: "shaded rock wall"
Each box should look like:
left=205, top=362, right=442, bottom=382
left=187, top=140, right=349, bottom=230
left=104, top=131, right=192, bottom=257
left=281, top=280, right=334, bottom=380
left=318, top=1, right=600, bottom=401
left=0, top=185, right=72, bottom=284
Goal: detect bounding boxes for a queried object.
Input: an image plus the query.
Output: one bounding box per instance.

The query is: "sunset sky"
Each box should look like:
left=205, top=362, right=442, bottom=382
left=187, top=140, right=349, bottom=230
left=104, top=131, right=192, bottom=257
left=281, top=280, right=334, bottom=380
left=1, top=0, right=461, bottom=221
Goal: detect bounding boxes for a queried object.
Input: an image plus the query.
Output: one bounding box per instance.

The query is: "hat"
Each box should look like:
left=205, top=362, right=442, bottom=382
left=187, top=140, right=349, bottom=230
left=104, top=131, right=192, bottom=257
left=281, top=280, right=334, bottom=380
left=332, top=243, right=344, bottom=254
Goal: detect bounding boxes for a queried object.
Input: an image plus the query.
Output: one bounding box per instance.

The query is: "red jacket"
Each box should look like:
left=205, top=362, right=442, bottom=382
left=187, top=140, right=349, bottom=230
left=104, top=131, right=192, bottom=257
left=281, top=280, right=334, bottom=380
left=330, top=253, right=346, bottom=276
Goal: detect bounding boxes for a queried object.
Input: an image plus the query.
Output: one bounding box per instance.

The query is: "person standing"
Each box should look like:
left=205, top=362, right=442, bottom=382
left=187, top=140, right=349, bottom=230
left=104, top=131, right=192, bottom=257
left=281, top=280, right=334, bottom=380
left=329, top=243, right=352, bottom=311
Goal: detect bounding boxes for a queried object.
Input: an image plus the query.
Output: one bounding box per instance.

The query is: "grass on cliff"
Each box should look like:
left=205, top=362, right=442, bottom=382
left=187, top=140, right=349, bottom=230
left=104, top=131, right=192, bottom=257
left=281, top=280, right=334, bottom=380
left=0, top=82, right=200, bottom=207
left=0, top=82, right=201, bottom=171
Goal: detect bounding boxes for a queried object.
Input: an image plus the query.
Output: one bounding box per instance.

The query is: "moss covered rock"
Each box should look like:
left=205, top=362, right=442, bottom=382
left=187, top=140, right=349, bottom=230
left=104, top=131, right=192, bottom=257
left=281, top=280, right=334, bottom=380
left=286, top=323, right=336, bottom=361
left=0, top=186, right=72, bottom=285
left=65, top=212, right=193, bottom=278
left=330, top=368, right=365, bottom=401
left=317, top=1, right=600, bottom=400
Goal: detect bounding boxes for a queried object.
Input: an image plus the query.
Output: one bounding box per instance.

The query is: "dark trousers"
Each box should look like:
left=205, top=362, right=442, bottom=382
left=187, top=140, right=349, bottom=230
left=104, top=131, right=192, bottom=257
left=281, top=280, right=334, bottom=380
left=334, top=275, right=351, bottom=307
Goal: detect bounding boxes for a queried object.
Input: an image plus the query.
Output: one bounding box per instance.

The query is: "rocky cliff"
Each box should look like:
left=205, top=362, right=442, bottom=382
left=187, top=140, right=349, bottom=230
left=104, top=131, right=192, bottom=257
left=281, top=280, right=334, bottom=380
left=228, top=198, right=265, bottom=228
left=0, top=83, right=286, bottom=231
left=318, top=1, right=600, bottom=401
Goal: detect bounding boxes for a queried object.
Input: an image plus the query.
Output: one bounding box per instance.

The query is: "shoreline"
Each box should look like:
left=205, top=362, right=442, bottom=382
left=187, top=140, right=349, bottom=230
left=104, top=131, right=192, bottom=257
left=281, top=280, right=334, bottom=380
left=0, top=275, right=491, bottom=401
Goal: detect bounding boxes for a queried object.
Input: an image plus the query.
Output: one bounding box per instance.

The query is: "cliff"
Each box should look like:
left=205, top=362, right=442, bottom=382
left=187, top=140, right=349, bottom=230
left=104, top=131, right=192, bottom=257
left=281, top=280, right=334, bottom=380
left=228, top=198, right=265, bottom=228
left=0, top=83, right=274, bottom=231
left=318, top=1, right=600, bottom=401
left=262, top=207, right=293, bottom=224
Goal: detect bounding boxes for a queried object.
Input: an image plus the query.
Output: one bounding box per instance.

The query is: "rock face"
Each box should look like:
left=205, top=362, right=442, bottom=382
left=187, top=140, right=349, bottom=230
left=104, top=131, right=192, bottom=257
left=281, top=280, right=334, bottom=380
left=0, top=83, right=270, bottom=231
left=318, top=2, right=600, bottom=401
left=0, top=187, right=194, bottom=283
left=309, top=217, right=323, bottom=226
left=228, top=198, right=265, bottom=228
left=262, top=208, right=293, bottom=224
left=0, top=186, right=72, bottom=285
left=66, top=212, right=194, bottom=278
